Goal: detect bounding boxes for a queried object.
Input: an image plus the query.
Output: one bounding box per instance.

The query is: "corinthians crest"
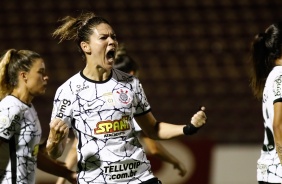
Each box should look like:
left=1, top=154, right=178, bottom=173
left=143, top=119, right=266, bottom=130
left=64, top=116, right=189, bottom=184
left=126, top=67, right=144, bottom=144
left=116, top=89, right=131, bottom=104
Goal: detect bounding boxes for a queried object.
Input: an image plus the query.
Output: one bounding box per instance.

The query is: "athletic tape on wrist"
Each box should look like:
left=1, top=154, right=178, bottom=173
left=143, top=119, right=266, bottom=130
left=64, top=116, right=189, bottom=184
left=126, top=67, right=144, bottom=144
left=183, top=123, right=199, bottom=135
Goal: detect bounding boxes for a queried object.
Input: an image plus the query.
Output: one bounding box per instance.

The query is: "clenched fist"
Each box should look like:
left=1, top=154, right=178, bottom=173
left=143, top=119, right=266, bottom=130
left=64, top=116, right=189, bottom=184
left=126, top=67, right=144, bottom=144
left=183, top=106, right=207, bottom=135
left=191, top=106, right=207, bottom=128
left=46, top=118, right=69, bottom=159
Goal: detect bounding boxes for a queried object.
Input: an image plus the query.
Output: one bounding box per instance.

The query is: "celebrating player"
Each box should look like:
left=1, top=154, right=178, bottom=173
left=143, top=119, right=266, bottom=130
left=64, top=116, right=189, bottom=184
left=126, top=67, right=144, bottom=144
left=55, top=44, right=187, bottom=184
left=46, top=12, right=206, bottom=184
left=0, top=49, right=76, bottom=184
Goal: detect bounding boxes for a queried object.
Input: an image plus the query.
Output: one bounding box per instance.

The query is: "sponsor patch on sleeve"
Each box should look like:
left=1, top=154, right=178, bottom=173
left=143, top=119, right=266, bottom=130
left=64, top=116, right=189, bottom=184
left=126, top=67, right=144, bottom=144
left=0, top=115, right=11, bottom=129
left=274, top=75, right=282, bottom=97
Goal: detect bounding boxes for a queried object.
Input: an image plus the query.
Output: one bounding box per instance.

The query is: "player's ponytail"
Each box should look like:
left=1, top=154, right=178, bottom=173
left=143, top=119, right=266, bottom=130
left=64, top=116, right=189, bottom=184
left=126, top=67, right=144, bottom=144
left=52, top=16, right=79, bottom=43
left=250, top=22, right=282, bottom=99
left=0, top=49, right=16, bottom=99
left=0, top=49, right=41, bottom=100
left=53, top=12, right=110, bottom=62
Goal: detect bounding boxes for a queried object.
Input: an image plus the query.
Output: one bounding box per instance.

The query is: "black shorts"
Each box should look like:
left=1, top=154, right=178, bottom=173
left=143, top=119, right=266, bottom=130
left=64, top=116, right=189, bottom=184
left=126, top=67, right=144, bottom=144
left=258, top=181, right=280, bottom=184
left=141, top=177, right=162, bottom=184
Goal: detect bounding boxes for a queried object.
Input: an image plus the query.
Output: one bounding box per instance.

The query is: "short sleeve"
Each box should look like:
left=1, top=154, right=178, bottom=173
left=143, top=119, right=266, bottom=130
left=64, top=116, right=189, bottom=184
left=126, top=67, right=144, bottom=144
left=0, top=105, right=21, bottom=140
left=273, top=75, right=282, bottom=103
left=51, top=86, right=73, bottom=128
left=133, top=118, right=142, bottom=132
left=133, top=79, right=151, bottom=116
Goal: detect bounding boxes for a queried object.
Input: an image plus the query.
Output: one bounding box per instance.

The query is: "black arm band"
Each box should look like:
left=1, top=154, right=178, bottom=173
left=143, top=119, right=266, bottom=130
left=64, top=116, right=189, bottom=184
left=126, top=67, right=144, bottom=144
left=183, top=123, right=199, bottom=135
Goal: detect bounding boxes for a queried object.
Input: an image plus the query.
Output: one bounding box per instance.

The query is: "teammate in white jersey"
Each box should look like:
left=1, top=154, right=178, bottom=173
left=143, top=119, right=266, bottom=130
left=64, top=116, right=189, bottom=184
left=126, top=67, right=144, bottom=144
left=46, top=12, right=207, bottom=184
left=0, top=49, right=76, bottom=184
left=55, top=44, right=187, bottom=184
left=251, top=22, right=282, bottom=184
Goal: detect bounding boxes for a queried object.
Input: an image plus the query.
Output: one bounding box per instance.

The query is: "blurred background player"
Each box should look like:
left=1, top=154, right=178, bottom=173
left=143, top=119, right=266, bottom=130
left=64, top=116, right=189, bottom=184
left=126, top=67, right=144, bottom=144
left=0, top=49, right=76, bottom=184
left=251, top=22, right=282, bottom=184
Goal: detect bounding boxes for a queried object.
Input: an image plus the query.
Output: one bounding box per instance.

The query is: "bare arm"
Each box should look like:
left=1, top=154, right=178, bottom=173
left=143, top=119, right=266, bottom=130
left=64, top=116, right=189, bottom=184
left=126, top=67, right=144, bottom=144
left=56, top=138, right=78, bottom=184
left=134, top=112, right=184, bottom=140
left=46, top=118, right=69, bottom=159
left=134, top=107, right=206, bottom=140
left=273, top=102, right=282, bottom=164
left=37, top=148, right=77, bottom=184
left=140, top=132, right=187, bottom=176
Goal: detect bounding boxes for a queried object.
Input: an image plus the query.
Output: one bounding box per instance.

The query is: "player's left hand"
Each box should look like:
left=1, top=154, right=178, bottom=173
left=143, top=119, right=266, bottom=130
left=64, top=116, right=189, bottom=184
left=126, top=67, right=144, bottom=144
left=191, top=106, right=207, bottom=128
left=66, top=171, right=77, bottom=184
left=174, top=162, right=187, bottom=177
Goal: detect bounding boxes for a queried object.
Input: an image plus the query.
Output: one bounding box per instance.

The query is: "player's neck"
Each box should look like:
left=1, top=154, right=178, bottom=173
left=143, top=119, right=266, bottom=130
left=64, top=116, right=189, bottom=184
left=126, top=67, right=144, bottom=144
left=82, top=67, right=111, bottom=81
left=11, top=88, right=33, bottom=105
left=275, top=58, right=282, bottom=66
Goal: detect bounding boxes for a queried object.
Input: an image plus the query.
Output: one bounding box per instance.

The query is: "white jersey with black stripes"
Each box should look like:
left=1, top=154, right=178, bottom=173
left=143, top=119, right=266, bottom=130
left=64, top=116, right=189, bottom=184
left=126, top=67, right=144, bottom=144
left=0, top=95, right=41, bottom=184
left=257, top=66, right=282, bottom=183
left=51, top=68, right=155, bottom=183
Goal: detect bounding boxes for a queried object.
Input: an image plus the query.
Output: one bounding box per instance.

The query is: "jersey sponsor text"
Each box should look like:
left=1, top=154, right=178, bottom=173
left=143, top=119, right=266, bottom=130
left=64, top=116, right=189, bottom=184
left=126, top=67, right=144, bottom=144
left=94, top=116, right=130, bottom=134
left=56, top=99, right=71, bottom=118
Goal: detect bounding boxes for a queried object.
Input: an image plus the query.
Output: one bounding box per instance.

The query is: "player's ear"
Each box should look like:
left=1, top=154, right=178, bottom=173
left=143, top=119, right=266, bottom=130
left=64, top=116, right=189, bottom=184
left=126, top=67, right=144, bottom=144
left=80, top=41, right=91, bottom=54
left=19, top=71, right=28, bottom=82
left=129, top=71, right=135, bottom=75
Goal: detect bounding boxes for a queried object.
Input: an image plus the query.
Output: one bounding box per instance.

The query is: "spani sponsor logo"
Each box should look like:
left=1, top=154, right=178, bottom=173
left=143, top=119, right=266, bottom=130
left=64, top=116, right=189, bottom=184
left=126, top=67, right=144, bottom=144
left=94, top=116, right=130, bottom=134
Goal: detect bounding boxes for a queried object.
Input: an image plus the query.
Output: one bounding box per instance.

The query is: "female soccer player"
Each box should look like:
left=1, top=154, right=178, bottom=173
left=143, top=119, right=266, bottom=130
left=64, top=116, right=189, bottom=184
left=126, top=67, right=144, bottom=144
left=251, top=22, right=282, bottom=184
left=46, top=12, right=206, bottom=184
left=0, top=49, right=76, bottom=184
left=55, top=44, right=187, bottom=184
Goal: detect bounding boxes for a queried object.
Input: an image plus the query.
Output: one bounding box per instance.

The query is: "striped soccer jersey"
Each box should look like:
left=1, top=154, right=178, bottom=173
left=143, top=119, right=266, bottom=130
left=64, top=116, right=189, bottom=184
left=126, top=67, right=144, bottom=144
left=257, top=66, right=282, bottom=183
left=51, top=69, right=155, bottom=183
left=0, top=95, right=41, bottom=184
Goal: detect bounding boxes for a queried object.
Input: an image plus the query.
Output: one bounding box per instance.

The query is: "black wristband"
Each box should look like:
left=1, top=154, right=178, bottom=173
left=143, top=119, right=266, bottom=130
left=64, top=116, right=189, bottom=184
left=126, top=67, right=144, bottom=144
left=183, top=123, right=199, bottom=135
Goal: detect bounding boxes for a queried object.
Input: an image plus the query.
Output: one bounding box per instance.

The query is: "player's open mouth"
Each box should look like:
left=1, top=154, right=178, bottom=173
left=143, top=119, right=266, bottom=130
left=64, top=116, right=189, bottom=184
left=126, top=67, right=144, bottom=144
left=106, top=49, right=116, bottom=63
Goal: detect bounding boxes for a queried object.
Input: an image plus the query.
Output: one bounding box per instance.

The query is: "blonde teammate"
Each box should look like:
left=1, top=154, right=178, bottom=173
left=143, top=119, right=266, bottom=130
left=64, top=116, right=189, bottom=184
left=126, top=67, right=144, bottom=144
left=0, top=49, right=76, bottom=184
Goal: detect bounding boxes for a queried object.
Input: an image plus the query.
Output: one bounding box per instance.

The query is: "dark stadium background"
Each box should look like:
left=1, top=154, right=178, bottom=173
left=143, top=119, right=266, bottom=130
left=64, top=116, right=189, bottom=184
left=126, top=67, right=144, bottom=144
left=1, top=0, right=280, bottom=183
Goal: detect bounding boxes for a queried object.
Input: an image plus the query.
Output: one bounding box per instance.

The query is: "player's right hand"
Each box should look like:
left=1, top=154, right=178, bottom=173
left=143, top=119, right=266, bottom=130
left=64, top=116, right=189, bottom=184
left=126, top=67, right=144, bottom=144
left=49, top=118, right=69, bottom=143
left=46, top=118, right=69, bottom=159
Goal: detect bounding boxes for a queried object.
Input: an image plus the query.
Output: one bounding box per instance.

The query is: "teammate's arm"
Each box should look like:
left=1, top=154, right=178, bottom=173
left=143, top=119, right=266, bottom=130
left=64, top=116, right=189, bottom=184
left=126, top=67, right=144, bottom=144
left=37, top=148, right=77, bottom=184
left=46, top=118, right=69, bottom=159
left=273, top=102, right=282, bottom=164
left=140, top=132, right=187, bottom=176
left=56, top=138, right=78, bottom=184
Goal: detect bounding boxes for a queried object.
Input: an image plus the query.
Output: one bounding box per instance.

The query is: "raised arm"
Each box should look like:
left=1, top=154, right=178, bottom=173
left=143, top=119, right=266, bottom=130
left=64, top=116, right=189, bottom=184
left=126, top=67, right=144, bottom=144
left=134, top=107, right=206, bottom=140
left=46, top=118, right=70, bottom=159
